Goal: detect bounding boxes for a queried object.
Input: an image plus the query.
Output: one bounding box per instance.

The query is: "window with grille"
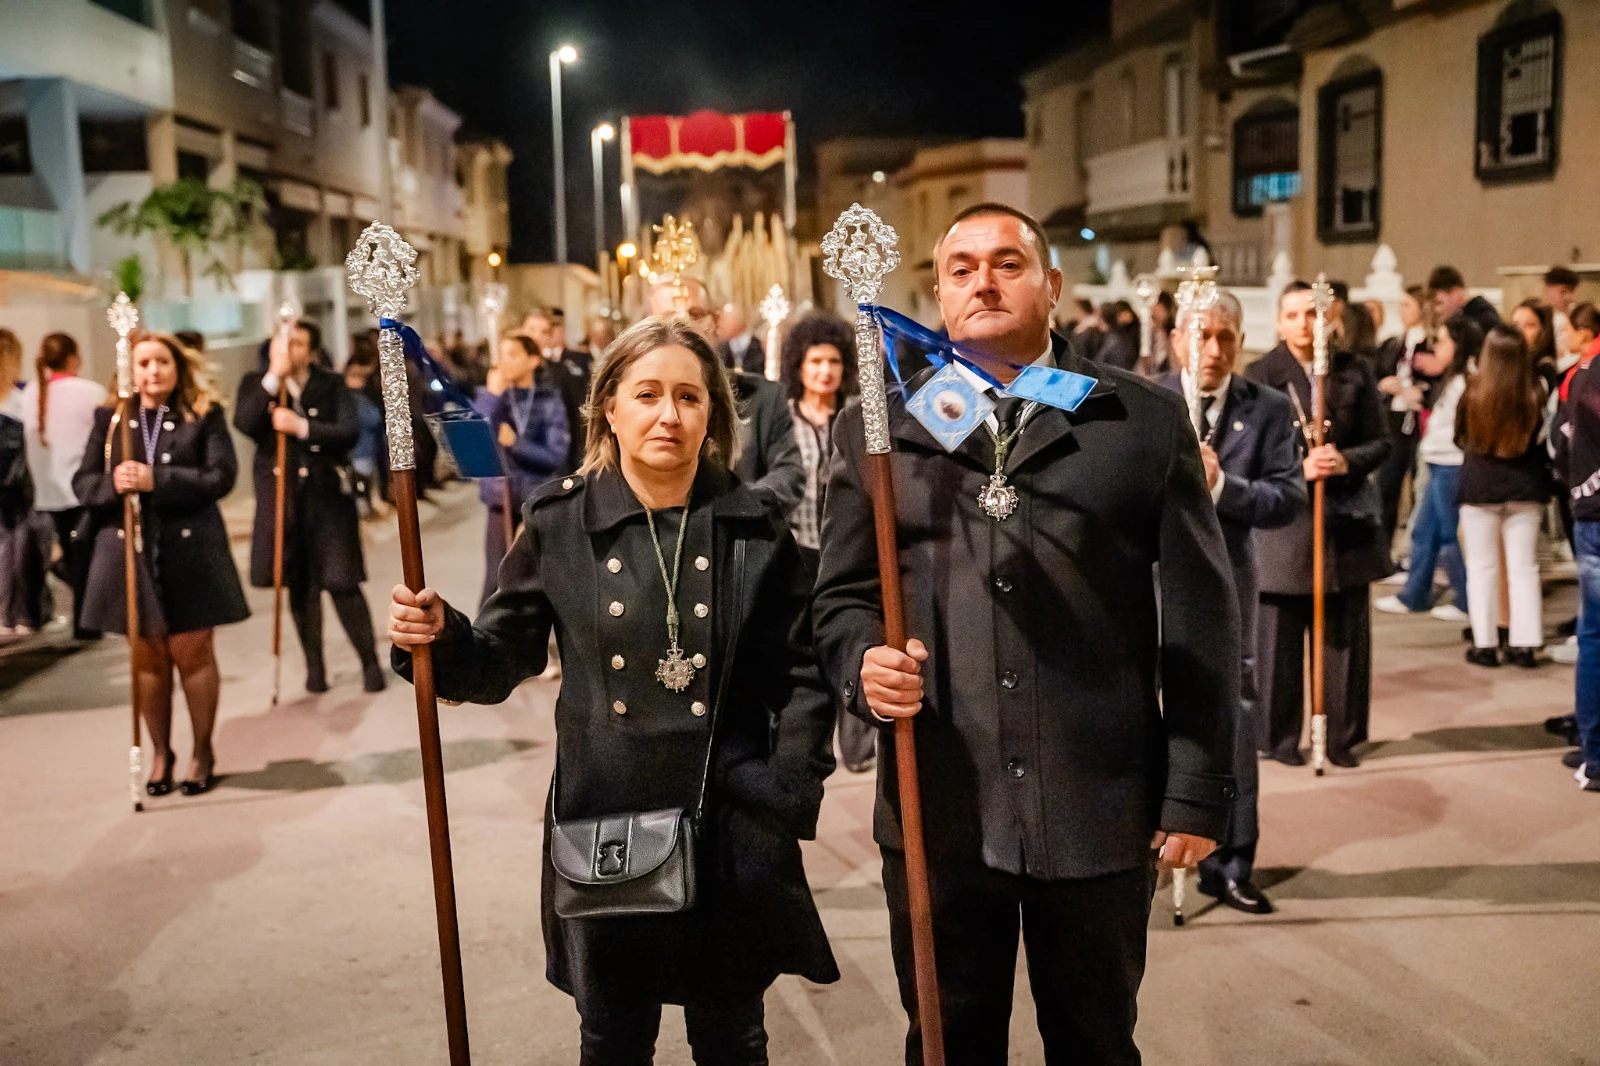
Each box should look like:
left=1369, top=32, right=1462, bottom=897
left=1476, top=11, right=1561, bottom=180
left=1317, top=69, right=1381, bottom=242
left=1232, top=101, right=1299, bottom=217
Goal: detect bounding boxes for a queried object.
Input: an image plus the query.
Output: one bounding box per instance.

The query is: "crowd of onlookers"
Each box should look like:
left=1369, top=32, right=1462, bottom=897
left=2, top=264, right=1594, bottom=787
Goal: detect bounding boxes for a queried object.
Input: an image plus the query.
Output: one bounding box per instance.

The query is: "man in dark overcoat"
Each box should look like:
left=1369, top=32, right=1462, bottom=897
left=1245, top=283, right=1391, bottom=768
left=236, top=319, right=384, bottom=693
left=813, top=202, right=1239, bottom=1064
left=1158, top=289, right=1306, bottom=914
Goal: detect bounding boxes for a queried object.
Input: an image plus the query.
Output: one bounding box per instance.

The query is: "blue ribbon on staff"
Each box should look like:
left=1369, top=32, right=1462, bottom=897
left=378, top=317, right=503, bottom=478
left=379, top=317, right=480, bottom=414
left=865, top=304, right=1096, bottom=413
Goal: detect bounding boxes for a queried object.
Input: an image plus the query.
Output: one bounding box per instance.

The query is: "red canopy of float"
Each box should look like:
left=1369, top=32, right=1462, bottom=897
left=626, top=111, right=790, bottom=174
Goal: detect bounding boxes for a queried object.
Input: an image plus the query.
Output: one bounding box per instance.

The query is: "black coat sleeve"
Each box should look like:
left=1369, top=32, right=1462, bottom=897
left=233, top=371, right=274, bottom=444
left=392, top=502, right=553, bottom=703
left=150, top=407, right=238, bottom=510
left=1215, top=394, right=1307, bottom=531
left=721, top=519, right=838, bottom=840
left=1156, top=406, right=1241, bottom=840
left=1336, top=361, right=1391, bottom=484
left=70, top=407, right=119, bottom=510
left=305, top=379, right=359, bottom=453
left=811, top=404, right=887, bottom=729
left=743, top=385, right=806, bottom=517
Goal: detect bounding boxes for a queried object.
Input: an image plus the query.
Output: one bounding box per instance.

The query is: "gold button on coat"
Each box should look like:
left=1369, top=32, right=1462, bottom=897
left=611, top=655, right=625, bottom=670
left=693, top=603, right=708, bottom=618
left=690, top=701, right=707, bottom=717
left=606, top=558, right=622, bottom=573
left=691, top=653, right=706, bottom=669
left=694, top=556, right=709, bottom=571
left=609, top=601, right=624, bottom=617
left=562, top=477, right=575, bottom=490
left=612, top=700, right=627, bottom=715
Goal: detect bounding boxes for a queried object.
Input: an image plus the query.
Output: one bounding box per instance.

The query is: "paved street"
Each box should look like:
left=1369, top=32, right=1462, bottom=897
left=2, top=481, right=1595, bottom=1065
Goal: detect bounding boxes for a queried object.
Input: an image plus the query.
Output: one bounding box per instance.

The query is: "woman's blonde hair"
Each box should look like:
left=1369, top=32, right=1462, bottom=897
left=129, top=330, right=220, bottom=419
left=579, top=316, right=740, bottom=475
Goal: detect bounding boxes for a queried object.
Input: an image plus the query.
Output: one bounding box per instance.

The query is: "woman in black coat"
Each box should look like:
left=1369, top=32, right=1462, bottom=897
left=389, top=317, right=838, bottom=1064
left=74, top=332, right=248, bottom=795
left=235, top=319, right=383, bottom=693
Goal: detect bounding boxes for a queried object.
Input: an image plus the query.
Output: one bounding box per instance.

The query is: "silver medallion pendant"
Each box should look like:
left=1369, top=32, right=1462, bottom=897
left=656, top=646, right=696, bottom=692
left=978, top=473, right=1019, bottom=521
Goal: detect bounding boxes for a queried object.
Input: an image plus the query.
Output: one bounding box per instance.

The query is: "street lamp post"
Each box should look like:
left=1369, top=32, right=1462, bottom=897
left=591, top=122, right=614, bottom=273
left=549, top=44, right=577, bottom=264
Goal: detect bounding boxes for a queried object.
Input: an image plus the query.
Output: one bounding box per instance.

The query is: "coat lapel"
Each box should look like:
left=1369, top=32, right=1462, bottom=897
left=1006, top=337, right=1112, bottom=473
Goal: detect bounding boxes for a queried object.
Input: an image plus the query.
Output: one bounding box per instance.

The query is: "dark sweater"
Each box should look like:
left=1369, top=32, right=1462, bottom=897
left=1456, top=403, right=1551, bottom=505
left=1554, top=361, right=1600, bottom=521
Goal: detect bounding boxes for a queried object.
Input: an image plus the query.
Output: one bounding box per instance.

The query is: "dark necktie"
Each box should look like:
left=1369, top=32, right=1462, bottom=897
left=1195, top=393, right=1215, bottom=440
left=993, top=395, right=1024, bottom=438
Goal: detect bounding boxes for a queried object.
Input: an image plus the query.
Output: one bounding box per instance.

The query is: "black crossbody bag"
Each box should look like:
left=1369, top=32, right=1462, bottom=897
left=548, top=540, right=744, bottom=920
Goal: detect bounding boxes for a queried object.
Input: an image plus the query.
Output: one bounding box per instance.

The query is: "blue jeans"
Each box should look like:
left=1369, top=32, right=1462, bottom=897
left=1575, top=521, right=1600, bottom=773
left=1399, top=464, right=1468, bottom=613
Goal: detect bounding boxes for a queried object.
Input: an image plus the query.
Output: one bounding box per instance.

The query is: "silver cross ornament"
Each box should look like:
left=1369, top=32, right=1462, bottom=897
left=1131, top=273, right=1161, bottom=365
left=759, top=283, right=789, bottom=330
left=822, top=204, right=900, bottom=455
left=107, top=292, right=139, bottom=399
left=346, top=222, right=421, bottom=470
left=1176, top=264, right=1220, bottom=436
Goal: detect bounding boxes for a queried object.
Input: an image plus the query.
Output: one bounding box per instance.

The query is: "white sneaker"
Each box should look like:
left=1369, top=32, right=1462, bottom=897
left=1549, top=636, right=1579, bottom=665
left=1429, top=604, right=1469, bottom=623
left=1382, top=570, right=1408, bottom=586
left=1374, top=595, right=1412, bottom=615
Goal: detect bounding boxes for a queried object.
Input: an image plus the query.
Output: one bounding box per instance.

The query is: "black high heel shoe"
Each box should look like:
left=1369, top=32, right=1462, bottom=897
left=180, top=753, right=217, bottom=796
left=146, top=755, right=174, bottom=797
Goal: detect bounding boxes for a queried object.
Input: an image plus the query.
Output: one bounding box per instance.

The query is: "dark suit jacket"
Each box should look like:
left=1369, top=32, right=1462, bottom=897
left=547, top=349, right=593, bottom=474
left=730, top=371, right=805, bottom=518
left=234, top=367, right=365, bottom=591
left=1156, top=373, right=1307, bottom=683
left=720, top=335, right=766, bottom=376
left=814, top=333, right=1240, bottom=881
left=1244, top=344, right=1392, bottom=593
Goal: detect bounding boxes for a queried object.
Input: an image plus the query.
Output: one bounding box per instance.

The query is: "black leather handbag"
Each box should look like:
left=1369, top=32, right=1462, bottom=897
left=547, top=541, right=743, bottom=920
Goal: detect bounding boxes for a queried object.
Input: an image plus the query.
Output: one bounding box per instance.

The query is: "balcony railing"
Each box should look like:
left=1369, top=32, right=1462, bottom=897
left=1085, top=137, right=1191, bottom=216
left=280, top=89, right=313, bottom=137
left=232, top=38, right=274, bottom=91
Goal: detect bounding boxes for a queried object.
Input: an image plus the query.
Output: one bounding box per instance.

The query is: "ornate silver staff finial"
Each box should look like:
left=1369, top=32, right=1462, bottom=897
left=1131, top=273, right=1160, bottom=365
left=107, top=292, right=139, bottom=398
left=1175, top=264, right=1220, bottom=436
left=347, top=221, right=421, bottom=470
left=1311, top=272, right=1335, bottom=379
left=759, top=283, right=790, bottom=382
left=759, top=283, right=790, bottom=330
left=481, top=281, right=508, bottom=319
left=823, top=203, right=900, bottom=455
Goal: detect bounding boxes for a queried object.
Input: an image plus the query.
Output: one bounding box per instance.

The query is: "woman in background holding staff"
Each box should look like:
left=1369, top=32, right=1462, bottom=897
left=74, top=332, right=248, bottom=795
left=389, top=317, right=838, bottom=1062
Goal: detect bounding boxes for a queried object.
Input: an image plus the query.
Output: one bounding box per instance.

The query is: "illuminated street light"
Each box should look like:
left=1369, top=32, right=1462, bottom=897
left=550, top=45, right=580, bottom=263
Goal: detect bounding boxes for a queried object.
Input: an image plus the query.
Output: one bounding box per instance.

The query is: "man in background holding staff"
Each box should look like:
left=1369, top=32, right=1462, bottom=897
left=1247, top=282, right=1391, bottom=769
left=1160, top=288, right=1306, bottom=914
left=814, top=203, right=1239, bottom=1064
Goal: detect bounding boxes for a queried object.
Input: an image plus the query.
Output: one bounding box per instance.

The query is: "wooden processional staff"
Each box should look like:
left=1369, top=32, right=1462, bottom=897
left=270, top=300, right=297, bottom=707
left=1168, top=263, right=1219, bottom=926
left=822, top=203, right=946, bottom=1065
left=346, top=222, right=471, bottom=1064
left=107, top=292, right=144, bottom=813
left=1309, top=273, right=1336, bottom=777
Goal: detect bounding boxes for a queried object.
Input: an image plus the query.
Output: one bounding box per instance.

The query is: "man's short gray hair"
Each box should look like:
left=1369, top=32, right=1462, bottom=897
left=1174, top=289, right=1243, bottom=332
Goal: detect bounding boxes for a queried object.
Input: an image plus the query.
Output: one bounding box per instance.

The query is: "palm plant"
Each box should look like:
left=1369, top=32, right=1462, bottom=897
left=97, top=177, right=266, bottom=297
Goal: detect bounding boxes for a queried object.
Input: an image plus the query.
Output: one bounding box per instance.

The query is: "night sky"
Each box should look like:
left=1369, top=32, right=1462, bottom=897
left=376, top=0, right=1110, bottom=262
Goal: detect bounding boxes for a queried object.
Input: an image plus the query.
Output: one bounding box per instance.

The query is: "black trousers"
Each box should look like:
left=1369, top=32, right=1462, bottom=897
left=575, top=989, right=767, bottom=1066
left=1375, top=424, right=1418, bottom=549
left=1257, top=587, right=1372, bottom=762
left=797, top=545, right=875, bottom=769
left=48, top=508, right=98, bottom=638
left=882, top=848, right=1154, bottom=1066
left=481, top=503, right=525, bottom=607
left=287, top=566, right=378, bottom=679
